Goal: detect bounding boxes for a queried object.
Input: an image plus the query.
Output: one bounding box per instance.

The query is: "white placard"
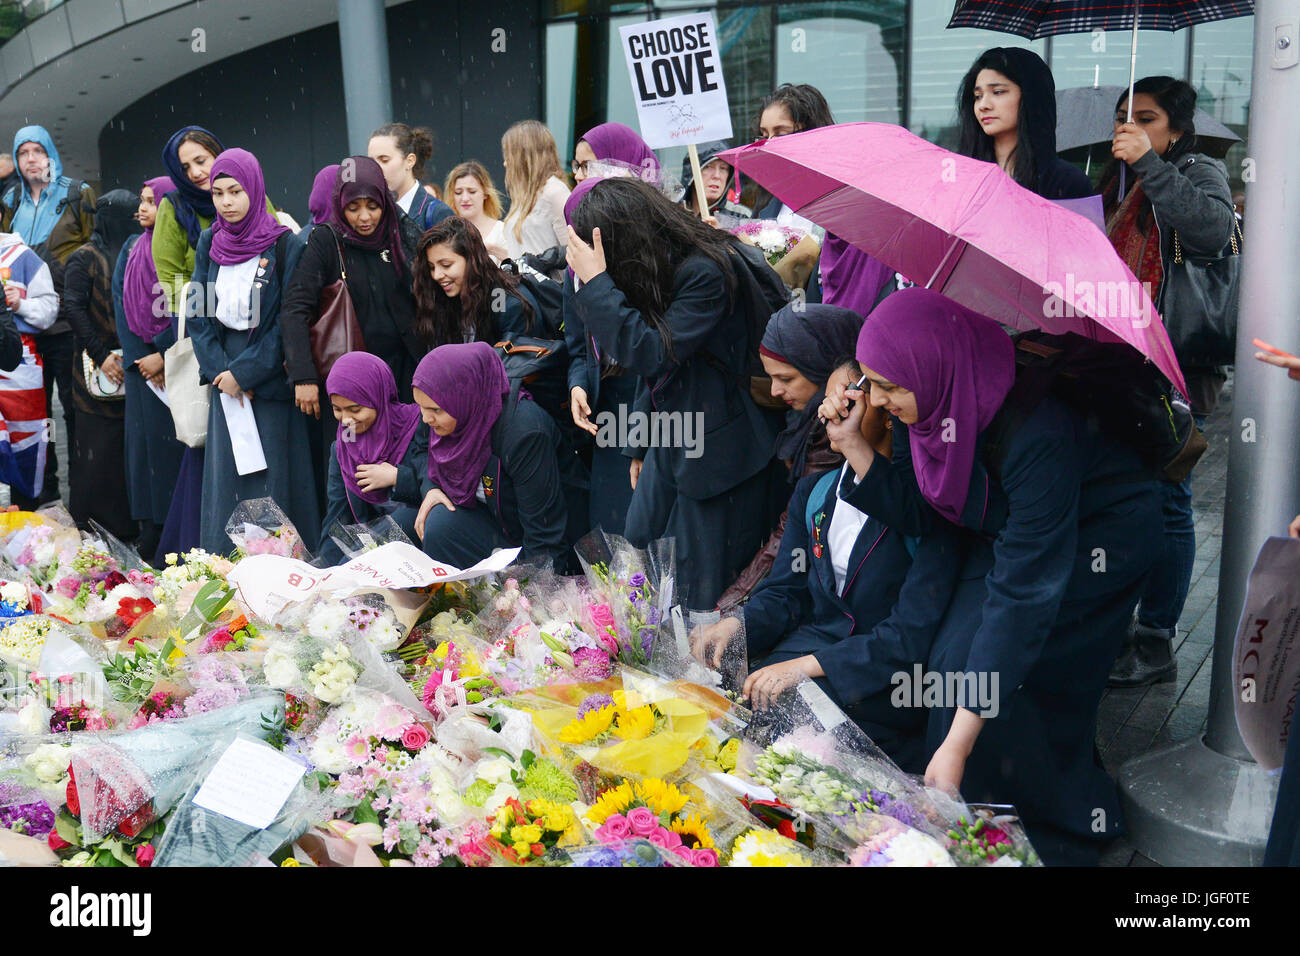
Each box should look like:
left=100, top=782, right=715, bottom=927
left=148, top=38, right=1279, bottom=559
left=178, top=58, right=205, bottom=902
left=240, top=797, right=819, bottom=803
left=146, top=380, right=170, bottom=408
left=619, top=12, right=732, bottom=149
left=227, top=543, right=521, bottom=621
left=219, top=392, right=267, bottom=475
left=192, top=737, right=306, bottom=830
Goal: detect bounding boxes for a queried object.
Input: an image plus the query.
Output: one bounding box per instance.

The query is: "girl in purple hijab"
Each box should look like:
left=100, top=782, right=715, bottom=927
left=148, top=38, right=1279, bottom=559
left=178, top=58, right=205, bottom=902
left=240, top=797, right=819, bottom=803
left=410, top=342, right=576, bottom=570
left=573, top=123, right=660, bottom=185
left=308, top=164, right=340, bottom=226
left=317, top=351, right=427, bottom=565
left=821, top=286, right=1162, bottom=863
left=185, top=147, right=321, bottom=555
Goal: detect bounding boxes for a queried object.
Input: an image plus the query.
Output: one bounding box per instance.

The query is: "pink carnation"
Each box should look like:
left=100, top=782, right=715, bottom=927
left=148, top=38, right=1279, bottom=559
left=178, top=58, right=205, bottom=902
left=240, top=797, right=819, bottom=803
left=401, top=724, right=431, bottom=751
left=572, top=647, right=612, bottom=682
left=627, top=806, right=658, bottom=837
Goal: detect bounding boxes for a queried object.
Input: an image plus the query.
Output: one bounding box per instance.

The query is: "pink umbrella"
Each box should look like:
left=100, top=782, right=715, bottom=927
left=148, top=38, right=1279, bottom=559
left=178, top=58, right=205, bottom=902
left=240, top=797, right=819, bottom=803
left=721, top=122, right=1187, bottom=396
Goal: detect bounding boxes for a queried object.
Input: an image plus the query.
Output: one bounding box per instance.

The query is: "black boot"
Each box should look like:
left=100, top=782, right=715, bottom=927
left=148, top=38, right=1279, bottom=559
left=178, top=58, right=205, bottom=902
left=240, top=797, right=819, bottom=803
left=1107, top=622, right=1177, bottom=688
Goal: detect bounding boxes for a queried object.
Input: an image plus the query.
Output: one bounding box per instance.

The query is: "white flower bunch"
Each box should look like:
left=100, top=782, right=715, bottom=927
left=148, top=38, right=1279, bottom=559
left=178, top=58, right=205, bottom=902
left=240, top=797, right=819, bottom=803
left=24, top=742, right=83, bottom=785
left=0, top=580, right=28, bottom=607
left=752, top=746, right=857, bottom=814
left=729, top=829, right=813, bottom=867
left=308, top=643, right=358, bottom=704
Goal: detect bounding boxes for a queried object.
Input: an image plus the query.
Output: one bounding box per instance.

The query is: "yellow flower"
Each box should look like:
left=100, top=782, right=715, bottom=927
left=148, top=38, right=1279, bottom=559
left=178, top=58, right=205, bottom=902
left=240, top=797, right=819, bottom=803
left=530, top=799, right=574, bottom=833
left=635, top=778, right=688, bottom=816
left=586, top=781, right=635, bottom=824
left=511, top=824, right=543, bottom=844
left=558, top=704, right=615, bottom=744
left=717, top=738, right=740, bottom=773
left=615, top=704, right=655, bottom=740
left=512, top=841, right=532, bottom=859
left=280, top=858, right=301, bottom=867
left=433, top=641, right=450, bottom=662
left=670, top=813, right=716, bottom=850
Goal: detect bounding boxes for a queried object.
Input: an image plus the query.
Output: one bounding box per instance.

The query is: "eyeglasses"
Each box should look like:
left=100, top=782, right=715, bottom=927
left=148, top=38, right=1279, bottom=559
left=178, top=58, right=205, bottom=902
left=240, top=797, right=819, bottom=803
left=571, top=159, right=591, bottom=176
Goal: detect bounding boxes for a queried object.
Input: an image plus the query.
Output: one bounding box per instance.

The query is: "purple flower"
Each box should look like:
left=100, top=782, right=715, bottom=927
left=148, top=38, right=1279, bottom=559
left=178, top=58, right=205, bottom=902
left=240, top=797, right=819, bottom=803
left=0, top=800, right=55, bottom=838
left=628, top=573, right=646, bottom=589
left=577, top=693, right=615, bottom=719
left=577, top=847, right=623, bottom=867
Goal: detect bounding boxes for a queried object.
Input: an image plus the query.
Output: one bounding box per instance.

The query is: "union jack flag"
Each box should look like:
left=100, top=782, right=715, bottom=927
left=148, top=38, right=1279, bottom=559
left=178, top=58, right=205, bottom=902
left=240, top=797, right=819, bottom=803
left=0, top=333, right=47, bottom=500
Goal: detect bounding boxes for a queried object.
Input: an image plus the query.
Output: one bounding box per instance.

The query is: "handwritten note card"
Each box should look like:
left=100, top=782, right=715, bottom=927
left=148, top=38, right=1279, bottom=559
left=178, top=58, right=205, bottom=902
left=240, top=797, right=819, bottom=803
left=192, top=737, right=306, bottom=830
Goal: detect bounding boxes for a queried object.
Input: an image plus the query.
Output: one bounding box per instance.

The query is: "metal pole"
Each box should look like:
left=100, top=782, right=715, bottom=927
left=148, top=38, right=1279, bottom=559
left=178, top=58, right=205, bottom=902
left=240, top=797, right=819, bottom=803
left=337, top=0, right=394, bottom=155
left=1118, top=2, right=1298, bottom=866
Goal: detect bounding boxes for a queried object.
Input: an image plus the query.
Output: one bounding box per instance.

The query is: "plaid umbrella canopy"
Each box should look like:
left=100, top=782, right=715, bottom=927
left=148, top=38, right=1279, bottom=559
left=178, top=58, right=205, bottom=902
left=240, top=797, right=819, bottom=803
left=948, top=0, right=1254, bottom=39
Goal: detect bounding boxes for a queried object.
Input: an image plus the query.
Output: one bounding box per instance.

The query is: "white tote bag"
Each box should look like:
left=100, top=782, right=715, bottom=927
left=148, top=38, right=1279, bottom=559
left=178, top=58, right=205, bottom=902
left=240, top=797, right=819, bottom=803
left=163, top=290, right=210, bottom=448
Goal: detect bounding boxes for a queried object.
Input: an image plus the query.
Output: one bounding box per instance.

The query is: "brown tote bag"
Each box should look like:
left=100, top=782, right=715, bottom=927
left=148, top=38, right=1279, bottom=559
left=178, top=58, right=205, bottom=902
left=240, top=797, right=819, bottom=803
left=309, top=225, right=366, bottom=378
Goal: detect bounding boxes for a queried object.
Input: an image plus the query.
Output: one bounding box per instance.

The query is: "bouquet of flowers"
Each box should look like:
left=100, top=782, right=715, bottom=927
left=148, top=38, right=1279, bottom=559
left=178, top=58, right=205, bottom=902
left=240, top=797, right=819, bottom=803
left=730, top=220, right=811, bottom=266
left=583, top=775, right=719, bottom=867
left=841, top=811, right=955, bottom=867
left=727, top=827, right=815, bottom=867
left=3, top=508, right=82, bottom=588
left=151, top=550, right=236, bottom=621
left=461, top=748, right=578, bottom=816
left=224, top=497, right=312, bottom=561
left=574, top=531, right=673, bottom=668
left=0, top=778, right=56, bottom=839
left=483, top=795, right=579, bottom=865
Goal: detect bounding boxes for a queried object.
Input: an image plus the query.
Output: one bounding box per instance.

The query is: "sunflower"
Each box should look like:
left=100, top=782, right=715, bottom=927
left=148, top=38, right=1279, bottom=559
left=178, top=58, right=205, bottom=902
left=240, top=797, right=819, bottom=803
left=587, top=781, right=636, bottom=824
left=615, top=704, right=656, bottom=740
left=670, top=812, right=716, bottom=850
left=558, top=703, right=616, bottom=744
left=635, top=778, right=688, bottom=816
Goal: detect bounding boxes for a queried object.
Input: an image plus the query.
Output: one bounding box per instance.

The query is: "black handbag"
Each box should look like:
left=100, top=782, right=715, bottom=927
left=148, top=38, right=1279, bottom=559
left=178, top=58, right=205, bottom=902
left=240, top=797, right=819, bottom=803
left=1159, top=218, right=1242, bottom=368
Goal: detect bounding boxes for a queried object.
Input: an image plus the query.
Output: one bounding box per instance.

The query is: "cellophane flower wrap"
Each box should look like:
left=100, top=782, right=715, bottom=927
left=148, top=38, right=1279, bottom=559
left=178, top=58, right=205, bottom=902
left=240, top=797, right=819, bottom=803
left=224, top=497, right=312, bottom=561
left=730, top=220, right=811, bottom=266
left=573, top=531, right=673, bottom=668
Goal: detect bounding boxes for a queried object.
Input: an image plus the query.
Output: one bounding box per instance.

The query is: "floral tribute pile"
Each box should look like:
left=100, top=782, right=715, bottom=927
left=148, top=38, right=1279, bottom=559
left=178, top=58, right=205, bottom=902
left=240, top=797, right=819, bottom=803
left=0, top=504, right=1039, bottom=868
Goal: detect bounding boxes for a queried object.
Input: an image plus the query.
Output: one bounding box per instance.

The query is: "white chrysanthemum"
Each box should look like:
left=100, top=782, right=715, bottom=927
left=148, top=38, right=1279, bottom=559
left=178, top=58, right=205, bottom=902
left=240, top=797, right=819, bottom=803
left=876, top=828, right=955, bottom=867
left=309, top=734, right=351, bottom=775
left=365, top=617, right=402, bottom=653
left=306, top=603, right=349, bottom=642
left=0, top=580, right=27, bottom=605
left=106, top=582, right=144, bottom=604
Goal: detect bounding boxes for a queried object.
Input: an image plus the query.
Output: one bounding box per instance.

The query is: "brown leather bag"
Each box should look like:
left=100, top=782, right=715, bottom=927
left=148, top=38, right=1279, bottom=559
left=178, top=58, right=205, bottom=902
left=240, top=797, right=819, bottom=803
left=309, top=225, right=366, bottom=379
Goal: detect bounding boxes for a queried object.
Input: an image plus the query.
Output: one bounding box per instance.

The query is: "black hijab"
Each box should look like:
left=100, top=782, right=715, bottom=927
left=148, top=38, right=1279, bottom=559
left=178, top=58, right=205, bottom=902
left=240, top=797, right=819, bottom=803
left=91, top=189, right=142, bottom=271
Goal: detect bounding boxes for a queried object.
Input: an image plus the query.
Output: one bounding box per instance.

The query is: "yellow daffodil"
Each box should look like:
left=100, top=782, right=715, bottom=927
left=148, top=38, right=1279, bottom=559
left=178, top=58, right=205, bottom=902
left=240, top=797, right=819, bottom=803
left=558, top=704, right=615, bottom=744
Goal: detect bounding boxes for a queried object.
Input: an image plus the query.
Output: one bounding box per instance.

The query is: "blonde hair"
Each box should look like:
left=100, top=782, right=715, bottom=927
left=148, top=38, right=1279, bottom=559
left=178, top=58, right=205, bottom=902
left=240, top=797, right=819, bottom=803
left=501, top=120, right=566, bottom=242
left=443, top=160, right=503, bottom=221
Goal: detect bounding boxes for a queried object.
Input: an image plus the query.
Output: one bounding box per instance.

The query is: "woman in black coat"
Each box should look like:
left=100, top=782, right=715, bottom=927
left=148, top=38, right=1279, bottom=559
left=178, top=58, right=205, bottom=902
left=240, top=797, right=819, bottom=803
left=567, top=177, right=783, bottom=610
left=411, top=342, right=584, bottom=571
left=280, top=156, right=423, bottom=490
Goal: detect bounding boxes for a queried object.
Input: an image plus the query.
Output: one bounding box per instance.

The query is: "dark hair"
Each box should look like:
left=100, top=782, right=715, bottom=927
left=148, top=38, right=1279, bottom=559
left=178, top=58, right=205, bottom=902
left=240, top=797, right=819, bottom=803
left=834, top=354, right=861, bottom=377
left=176, top=129, right=223, bottom=161
left=413, top=216, right=533, bottom=349
left=371, top=122, right=435, bottom=180
left=745, top=84, right=835, bottom=214
left=1099, top=76, right=1199, bottom=230
left=755, top=84, right=835, bottom=138
left=570, top=178, right=742, bottom=361
left=956, top=48, right=1047, bottom=190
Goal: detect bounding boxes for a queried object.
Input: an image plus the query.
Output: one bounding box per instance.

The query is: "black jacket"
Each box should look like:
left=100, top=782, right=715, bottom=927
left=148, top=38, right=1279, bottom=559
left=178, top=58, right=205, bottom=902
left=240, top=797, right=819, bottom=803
left=280, top=219, right=423, bottom=387
left=319, top=426, right=429, bottom=565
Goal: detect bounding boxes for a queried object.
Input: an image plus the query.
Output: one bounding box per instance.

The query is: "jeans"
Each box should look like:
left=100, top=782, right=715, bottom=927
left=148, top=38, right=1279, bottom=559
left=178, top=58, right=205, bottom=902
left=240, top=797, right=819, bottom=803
left=1135, top=414, right=1205, bottom=631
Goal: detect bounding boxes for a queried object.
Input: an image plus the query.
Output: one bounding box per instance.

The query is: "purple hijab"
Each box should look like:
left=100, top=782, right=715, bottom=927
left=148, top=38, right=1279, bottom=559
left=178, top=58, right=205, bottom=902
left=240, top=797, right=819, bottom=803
left=855, top=288, right=1015, bottom=525
left=412, top=342, right=510, bottom=508
left=819, top=233, right=896, bottom=319
left=309, top=164, right=340, bottom=225
left=563, top=177, right=602, bottom=226
left=122, top=175, right=176, bottom=341
left=579, top=122, right=660, bottom=180
left=326, top=352, right=422, bottom=506
left=207, top=149, right=288, bottom=265
left=332, top=155, right=405, bottom=275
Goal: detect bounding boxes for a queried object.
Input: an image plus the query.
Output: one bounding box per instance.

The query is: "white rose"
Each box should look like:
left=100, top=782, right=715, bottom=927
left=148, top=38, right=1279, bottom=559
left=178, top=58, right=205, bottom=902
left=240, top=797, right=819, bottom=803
left=16, top=698, right=50, bottom=736
left=476, top=757, right=514, bottom=785
left=262, top=645, right=301, bottom=689
left=25, top=743, right=74, bottom=784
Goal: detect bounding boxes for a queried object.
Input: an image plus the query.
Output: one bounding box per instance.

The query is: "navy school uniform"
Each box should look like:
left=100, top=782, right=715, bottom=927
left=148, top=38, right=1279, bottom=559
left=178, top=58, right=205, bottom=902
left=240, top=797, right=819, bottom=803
left=187, top=229, right=322, bottom=555
left=572, top=253, right=783, bottom=610
left=420, top=390, right=588, bottom=571
left=841, top=396, right=1162, bottom=861
left=745, top=466, right=965, bottom=770
left=113, top=237, right=185, bottom=531
left=406, top=189, right=454, bottom=232
left=317, top=426, right=430, bottom=567
left=562, top=269, right=637, bottom=536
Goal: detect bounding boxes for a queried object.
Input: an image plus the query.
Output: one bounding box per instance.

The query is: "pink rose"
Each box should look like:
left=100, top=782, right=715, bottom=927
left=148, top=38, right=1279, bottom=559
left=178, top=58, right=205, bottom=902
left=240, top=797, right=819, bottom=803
left=400, top=724, right=431, bottom=751
left=691, top=847, right=718, bottom=867
left=627, top=806, right=658, bottom=837
left=647, top=826, right=682, bottom=849
left=598, top=813, right=631, bottom=841
left=588, top=603, right=616, bottom=629
left=671, top=845, right=695, bottom=864
left=135, top=844, right=155, bottom=867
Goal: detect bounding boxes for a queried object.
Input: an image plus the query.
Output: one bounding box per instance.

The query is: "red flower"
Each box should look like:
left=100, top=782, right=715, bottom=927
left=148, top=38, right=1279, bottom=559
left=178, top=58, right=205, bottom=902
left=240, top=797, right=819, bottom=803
left=117, top=804, right=154, bottom=839
left=104, top=571, right=128, bottom=589
left=776, top=818, right=797, bottom=840
left=202, top=628, right=233, bottom=652
left=530, top=842, right=545, bottom=857
left=983, top=827, right=1012, bottom=847
left=65, top=778, right=80, bottom=817
left=48, top=829, right=71, bottom=852
left=135, top=843, right=155, bottom=867
left=29, top=591, right=42, bottom=613
left=116, top=596, right=155, bottom=627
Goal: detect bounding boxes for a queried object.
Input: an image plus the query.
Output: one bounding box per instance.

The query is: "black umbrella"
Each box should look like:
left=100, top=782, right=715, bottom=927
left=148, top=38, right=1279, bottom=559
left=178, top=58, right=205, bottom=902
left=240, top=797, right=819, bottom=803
left=1056, top=84, right=1244, bottom=157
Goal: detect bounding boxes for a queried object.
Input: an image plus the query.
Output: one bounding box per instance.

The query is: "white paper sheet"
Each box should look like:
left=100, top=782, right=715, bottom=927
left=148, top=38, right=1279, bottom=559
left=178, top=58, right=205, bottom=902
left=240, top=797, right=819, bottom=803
left=192, top=737, right=306, bottom=830
left=145, top=380, right=170, bottom=407
left=219, top=392, right=267, bottom=475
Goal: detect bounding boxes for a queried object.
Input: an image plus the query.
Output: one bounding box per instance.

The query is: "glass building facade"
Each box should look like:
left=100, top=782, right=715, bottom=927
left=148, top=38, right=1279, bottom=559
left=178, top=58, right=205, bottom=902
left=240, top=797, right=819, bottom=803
left=542, top=0, right=1254, bottom=191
